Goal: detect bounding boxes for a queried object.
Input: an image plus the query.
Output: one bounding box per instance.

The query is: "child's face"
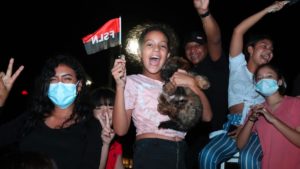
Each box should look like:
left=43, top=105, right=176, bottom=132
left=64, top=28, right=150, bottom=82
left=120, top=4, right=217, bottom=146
left=140, top=30, right=170, bottom=76
left=93, top=105, right=113, bottom=126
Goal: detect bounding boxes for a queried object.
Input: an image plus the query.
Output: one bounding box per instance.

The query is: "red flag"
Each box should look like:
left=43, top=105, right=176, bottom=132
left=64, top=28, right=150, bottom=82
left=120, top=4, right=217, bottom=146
left=82, top=17, right=121, bottom=55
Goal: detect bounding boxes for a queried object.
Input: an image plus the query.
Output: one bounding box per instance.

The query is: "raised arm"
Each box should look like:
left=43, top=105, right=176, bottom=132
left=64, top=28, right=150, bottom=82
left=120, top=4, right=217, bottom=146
left=111, top=57, right=132, bottom=136
left=194, top=0, right=222, bottom=61
left=0, top=58, right=24, bottom=107
left=229, top=1, right=288, bottom=57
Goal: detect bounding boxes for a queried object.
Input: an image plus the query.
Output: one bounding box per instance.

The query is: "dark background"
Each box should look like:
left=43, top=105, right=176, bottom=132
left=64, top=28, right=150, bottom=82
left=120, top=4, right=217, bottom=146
left=0, top=0, right=299, bottom=160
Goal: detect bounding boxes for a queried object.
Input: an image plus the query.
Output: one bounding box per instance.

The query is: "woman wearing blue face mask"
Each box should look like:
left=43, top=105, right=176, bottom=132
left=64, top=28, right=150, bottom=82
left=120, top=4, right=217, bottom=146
left=0, top=54, right=102, bottom=169
left=237, top=63, right=300, bottom=169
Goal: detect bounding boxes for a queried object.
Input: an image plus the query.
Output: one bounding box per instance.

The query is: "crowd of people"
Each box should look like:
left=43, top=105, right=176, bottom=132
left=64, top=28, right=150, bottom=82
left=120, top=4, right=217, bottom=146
left=1, top=0, right=299, bottom=169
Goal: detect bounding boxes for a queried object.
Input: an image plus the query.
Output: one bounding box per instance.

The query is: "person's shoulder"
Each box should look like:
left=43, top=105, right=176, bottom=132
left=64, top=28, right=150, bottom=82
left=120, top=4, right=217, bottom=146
left=284, top=95, right=300, bottom=104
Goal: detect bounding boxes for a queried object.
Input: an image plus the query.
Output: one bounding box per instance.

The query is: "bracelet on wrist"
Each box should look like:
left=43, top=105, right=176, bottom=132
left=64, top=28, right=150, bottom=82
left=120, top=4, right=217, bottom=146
left=200, top=11, right=210, bottom=18
left=249, top=117, right=258, bottom=122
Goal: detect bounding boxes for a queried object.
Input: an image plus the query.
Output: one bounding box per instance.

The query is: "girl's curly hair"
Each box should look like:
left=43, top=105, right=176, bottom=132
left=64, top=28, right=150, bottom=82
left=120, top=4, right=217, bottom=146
left=124, top=22, right=179, bottom=73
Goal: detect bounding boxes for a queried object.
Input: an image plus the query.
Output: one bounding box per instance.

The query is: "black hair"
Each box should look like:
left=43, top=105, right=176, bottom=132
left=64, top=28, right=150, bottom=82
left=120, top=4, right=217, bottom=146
left=138, top=22, right=179, bottom=57
left=183, top=30, right=207, bottom=48
left=123, top=22, right=178, bottom=74
left=90, top=87, right=115, bottom=108
left=244, top=33, right=273, bottom=60
left=23, top=54, right=92, bottom=133
left=254, top=63, right=286, bottom=95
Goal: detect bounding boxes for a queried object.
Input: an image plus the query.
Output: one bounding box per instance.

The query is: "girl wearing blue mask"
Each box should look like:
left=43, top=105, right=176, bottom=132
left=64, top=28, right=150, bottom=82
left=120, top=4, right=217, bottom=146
left=0, top=54, right=102, bottom=169
left=237, top=63, right=300, bottom=169
left=199, top=2, right=288, bottom=169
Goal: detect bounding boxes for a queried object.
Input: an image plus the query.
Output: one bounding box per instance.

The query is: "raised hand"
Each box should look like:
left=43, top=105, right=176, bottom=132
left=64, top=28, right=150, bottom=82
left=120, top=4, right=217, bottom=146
left=266, top=1, right=289, bottom=13
left=0, top=58, right=24, bottom=106
left=111, top=55, right=126, bottom=88
left=193, top=0, right=209, bottom=14
left=99, top=112, right=115, bottom=145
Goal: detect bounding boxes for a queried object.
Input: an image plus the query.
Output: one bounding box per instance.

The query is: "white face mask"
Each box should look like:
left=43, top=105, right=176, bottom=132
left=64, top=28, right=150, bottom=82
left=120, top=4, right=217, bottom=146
left=255, top=79, right=279, bottom=97
left=48, top=82, right=78, bottom=109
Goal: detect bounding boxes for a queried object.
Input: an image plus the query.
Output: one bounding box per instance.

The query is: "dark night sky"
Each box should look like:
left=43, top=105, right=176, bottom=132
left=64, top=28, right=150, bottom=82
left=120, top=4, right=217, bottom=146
left=1, top=0, right=299, bottom=113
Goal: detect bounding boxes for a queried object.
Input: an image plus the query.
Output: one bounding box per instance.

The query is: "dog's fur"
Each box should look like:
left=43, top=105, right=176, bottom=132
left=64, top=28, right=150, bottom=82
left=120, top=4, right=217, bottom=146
left=157, top=57, right=210, bottom=131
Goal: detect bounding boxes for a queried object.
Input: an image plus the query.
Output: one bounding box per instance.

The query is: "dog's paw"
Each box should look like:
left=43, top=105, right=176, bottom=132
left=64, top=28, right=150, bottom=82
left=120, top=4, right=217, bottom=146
left=163, top=82, right=176, bottom=95
left=194, top=75, right=210, bottom=90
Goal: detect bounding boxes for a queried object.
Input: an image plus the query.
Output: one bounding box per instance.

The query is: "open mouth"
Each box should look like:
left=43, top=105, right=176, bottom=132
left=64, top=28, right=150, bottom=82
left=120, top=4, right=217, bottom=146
left=261, top=54, right=271, bottom=62
left=149, top=55, right=160, bottom=66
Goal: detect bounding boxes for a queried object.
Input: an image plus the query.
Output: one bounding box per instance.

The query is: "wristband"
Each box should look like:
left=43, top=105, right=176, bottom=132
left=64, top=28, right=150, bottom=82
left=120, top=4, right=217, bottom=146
left=200, top=11, right=210, bottom=18
left=249, top=117, right=258, bottom=122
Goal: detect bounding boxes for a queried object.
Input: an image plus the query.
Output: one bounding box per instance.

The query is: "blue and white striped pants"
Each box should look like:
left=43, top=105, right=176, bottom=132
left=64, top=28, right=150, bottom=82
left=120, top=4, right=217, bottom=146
left=199, top=132, right=262, bottom=169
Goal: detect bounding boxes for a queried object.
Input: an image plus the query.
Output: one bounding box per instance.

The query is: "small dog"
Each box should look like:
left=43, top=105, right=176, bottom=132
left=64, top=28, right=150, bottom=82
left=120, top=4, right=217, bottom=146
left=157, top=56, right=210, bottom=131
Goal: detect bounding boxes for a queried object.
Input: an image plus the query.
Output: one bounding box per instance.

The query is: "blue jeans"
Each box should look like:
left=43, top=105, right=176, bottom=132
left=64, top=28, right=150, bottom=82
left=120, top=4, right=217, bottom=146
left=199, top=133, right=262, bottom=169
left=133, top=138, right=187, bottom=169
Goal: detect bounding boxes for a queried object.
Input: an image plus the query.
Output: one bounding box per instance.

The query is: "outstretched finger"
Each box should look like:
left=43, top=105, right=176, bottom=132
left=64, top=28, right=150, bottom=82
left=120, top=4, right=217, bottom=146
left=98, top=116, right=106, bottom=128
left=104, top=112, right=110, bottom=128
left=11, top=65, right=24, bottom=82
left=6, top=58, right=14, bottom=77
left=0, top=72, right=5, bottom=79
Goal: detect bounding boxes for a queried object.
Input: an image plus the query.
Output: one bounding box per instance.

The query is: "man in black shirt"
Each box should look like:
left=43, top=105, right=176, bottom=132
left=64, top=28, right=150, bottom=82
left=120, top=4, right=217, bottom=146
left=183, top=0, right=229, bottom=168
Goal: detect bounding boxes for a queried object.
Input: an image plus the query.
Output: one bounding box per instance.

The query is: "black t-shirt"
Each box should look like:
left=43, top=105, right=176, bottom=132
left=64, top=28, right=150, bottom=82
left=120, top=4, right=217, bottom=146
left=0, top=113, right=102, bottom=169
left=191, top=54, right=229, bottom=132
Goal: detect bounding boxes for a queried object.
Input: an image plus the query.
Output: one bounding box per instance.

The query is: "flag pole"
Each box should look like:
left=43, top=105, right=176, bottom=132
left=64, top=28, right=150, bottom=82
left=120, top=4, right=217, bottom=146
left=108, top=16, right=122, bottom=88
left=118, top=16, right=122, bottom=58
left=119, top=16, right=122, bottom=50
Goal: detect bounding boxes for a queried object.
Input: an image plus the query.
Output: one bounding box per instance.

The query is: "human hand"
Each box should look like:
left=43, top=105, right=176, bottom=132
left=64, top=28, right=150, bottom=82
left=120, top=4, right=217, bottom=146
left=194, top=0, right=209, bottom=14
left=170, top=69, right=195, bottom=88
left=248, top=104, right=264, bottom=122
left=228, top=125, right=242, bottom=139
left=99, top=112, right=115, bottom=145
left=111, top=55, right=126, bottom=88
left=266, top=1, right=289, bottom=13
left=0, top=58, right=24, bottom=107
left=252, top=105, right=277, bottom=124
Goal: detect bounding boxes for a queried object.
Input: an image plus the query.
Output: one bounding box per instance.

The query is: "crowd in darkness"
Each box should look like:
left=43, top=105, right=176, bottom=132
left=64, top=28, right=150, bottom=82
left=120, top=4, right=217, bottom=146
left=1, top=0, right=300, bottom=169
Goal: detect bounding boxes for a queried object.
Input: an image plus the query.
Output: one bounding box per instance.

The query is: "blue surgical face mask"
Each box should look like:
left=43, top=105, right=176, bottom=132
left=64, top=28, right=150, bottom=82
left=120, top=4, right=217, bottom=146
left=48, top=82, right=78, bottom=109
left=255, top=79, right=279, bottom=97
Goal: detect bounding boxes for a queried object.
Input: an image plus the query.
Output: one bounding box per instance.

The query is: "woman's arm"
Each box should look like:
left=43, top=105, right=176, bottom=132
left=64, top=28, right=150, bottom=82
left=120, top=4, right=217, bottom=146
left=114, top=154, right=125, bottom=169
left=259, top=107, right=300, bottom=148
left=237, top=119, right=256, bottom=149
left=229, top=1, right=288, bottom=57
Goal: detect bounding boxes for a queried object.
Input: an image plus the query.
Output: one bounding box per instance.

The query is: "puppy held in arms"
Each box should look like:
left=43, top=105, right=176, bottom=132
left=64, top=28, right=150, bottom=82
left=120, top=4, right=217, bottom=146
left=157, top=56, right=210, bottom=131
